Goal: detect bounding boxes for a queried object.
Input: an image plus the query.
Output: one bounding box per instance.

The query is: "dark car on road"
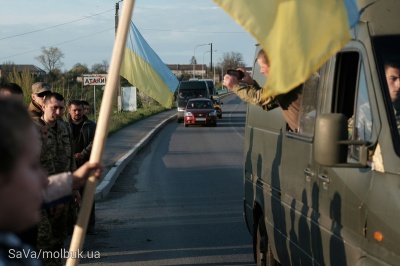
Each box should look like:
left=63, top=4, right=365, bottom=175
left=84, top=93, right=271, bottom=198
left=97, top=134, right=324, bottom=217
left=184, top=98, right=217, bottom=127
left=176, top=80, right=209, bottom=123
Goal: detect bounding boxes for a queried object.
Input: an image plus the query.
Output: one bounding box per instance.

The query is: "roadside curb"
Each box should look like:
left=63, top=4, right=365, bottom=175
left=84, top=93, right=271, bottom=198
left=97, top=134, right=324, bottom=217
left=95, top=113, right=176, bottom=200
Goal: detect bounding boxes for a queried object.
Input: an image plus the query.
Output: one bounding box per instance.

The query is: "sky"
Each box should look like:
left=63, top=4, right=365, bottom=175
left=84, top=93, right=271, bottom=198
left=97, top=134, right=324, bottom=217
left=0, top=0, right=257, bottom=72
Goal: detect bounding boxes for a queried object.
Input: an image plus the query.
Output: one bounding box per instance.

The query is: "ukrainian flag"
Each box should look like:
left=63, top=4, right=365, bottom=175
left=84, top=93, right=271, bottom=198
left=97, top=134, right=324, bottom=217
left=214, top=0, right=359, bottom=98
left=120, top=22, right=179, bottom=108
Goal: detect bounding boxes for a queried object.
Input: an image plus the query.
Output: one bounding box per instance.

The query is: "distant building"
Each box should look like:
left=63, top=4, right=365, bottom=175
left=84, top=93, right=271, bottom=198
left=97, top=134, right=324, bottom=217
left=166, top=64, right=252, bottom=83
left=166, top=64, right=207, bottom=79
left=0, top=64, right=46, bottom=79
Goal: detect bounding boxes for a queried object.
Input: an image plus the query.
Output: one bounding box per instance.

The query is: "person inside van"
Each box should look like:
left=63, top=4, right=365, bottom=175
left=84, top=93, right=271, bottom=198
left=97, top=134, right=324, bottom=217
left=223, top=49, right=303, bottom=131
left=353, top=60, right=400, bottom=140
left=384, top=60, right=400, bottom=119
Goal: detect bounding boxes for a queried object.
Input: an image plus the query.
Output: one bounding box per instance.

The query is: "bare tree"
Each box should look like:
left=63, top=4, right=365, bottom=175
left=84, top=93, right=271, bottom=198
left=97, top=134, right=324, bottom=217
left=219, top=51, right=246, bottom=71
left=35, top=46, right=64, bottom=73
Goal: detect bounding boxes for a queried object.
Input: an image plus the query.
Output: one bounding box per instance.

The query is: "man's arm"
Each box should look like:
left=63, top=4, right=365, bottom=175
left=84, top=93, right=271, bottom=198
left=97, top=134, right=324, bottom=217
left=42, top=172, right=73, bottom=204
left=225, top=73, right=279, bottom=111
left=42, top=162, right=103, bottom=205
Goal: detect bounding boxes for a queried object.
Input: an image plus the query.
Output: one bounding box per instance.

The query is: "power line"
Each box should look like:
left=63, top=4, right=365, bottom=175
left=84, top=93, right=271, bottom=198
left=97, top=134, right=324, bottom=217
left=0, top=27, right=114, bottom=60
left=0, top=18, right=247, bottom=62
left=139, top=27, right=246, bottom=34
left=0, top=9, right=113, bottom=41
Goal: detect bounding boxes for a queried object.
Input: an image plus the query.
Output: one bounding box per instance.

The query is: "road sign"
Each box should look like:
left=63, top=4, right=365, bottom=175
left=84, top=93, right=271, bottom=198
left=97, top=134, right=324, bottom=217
left=83, top=76, right=106, bottom=86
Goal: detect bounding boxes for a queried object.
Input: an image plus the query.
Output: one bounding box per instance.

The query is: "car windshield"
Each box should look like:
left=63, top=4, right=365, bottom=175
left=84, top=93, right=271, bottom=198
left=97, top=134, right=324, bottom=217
left=187, top=100, right=213, bottom=109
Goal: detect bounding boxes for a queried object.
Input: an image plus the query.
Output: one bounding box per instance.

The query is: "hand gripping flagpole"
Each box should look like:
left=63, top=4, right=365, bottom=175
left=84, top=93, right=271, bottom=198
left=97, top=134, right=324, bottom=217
left=66, top=1, right=135, bottom=265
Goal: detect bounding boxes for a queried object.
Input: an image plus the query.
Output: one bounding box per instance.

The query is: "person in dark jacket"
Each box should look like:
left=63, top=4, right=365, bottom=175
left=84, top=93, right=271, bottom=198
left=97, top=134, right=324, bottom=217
left=68, top=100, right=97, bottom=234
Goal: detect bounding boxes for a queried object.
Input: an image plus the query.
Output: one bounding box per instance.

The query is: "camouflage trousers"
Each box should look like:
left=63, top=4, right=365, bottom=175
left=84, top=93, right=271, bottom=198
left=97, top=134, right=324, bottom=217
left=37, top=203, right=70, bottom=266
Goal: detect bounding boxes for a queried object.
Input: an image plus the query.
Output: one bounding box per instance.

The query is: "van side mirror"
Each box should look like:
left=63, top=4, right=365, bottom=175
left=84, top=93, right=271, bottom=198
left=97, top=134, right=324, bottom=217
left=314, top=114, right=369, bottom=167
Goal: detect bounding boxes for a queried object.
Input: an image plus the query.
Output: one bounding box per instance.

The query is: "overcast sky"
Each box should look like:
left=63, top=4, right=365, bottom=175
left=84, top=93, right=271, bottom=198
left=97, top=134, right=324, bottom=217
left=0, top=0, right=257, bottom=72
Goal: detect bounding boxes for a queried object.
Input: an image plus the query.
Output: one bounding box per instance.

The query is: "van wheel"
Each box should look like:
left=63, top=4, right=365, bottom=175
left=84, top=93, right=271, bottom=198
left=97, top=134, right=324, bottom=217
left=255, top=216, right=278, bottom=266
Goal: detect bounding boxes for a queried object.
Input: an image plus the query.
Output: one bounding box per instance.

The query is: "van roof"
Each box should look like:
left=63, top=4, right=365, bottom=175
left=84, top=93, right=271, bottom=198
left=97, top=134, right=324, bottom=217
left=358, top=0, right=400, bottom=36
left=179, top=80, right=208, bottom=89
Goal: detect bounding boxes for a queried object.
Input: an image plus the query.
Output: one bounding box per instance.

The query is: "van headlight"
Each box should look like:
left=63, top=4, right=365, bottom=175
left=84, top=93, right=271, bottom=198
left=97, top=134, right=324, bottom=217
left=209, top=110, right=216, bottom=116
left=178, top=107, right=186, bottom=112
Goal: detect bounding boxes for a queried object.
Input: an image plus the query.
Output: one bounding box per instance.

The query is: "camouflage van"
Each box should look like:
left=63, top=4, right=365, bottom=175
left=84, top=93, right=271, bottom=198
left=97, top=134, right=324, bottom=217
left=243, top=1, right=400, bottom=265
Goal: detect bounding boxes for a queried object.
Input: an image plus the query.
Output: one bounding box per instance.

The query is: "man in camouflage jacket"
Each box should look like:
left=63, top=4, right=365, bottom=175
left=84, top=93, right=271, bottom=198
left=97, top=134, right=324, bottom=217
left=38, top=92, right=78, bottom=266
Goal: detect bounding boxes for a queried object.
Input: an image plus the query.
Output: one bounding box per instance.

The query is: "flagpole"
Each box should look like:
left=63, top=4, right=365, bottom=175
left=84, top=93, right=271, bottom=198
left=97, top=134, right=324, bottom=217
left=66, top=0, right=135, bottom=265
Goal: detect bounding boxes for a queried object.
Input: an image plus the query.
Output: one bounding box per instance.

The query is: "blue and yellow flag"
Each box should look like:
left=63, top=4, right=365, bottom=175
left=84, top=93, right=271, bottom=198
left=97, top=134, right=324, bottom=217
left=120, top=22, right=179, bottom=108
left=214, top=0, right=359, bottom=98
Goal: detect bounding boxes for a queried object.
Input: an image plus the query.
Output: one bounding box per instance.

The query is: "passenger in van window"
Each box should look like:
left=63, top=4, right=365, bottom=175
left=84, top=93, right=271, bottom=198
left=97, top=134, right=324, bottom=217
left=223, top=49, right=303, bottom=131
left=384, top=60, right=400, bottom=126
left=351, top=61, right=400, bottom=141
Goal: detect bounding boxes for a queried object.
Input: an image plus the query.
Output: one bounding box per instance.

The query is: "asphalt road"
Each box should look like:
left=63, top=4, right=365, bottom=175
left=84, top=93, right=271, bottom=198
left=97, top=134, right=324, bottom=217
left=78, top=94, right=255, bottom=265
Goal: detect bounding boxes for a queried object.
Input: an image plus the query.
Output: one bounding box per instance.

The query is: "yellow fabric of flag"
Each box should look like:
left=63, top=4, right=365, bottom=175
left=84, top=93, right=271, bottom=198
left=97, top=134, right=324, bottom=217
left=214, top=0, right=351, bottom=98
left=120, top=23, right=179, bottom=108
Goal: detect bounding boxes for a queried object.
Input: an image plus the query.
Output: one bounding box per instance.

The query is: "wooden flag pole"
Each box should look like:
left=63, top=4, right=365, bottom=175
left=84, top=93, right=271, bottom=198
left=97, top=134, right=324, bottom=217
left=66, top=1, right=135, bottom=265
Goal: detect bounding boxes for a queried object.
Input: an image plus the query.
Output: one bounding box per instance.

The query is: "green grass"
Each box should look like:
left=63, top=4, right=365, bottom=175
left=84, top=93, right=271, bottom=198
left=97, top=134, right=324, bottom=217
left=107, top=105, right=169, bottom=136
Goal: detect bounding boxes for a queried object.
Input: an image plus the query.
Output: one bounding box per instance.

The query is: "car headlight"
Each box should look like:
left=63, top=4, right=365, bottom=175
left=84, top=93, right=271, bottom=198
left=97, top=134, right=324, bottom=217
left=209, top=110, right=217, bottom=116
left=185, top=111, right=193, bottom=117
left=178, top=107, right=185, bottom=112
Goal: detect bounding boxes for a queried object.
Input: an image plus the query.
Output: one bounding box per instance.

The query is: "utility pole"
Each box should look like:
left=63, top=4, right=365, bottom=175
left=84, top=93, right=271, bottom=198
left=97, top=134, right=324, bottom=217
left=210, top=43, right=213, bottom=80
left=115, top=1, right=122, bottom=111
left=115, top=2, right=119, bottom=35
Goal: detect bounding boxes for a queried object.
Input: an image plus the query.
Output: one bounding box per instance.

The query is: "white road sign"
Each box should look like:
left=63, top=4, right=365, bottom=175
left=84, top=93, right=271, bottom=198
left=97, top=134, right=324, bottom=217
left=83, top=76, right=106, bottom=86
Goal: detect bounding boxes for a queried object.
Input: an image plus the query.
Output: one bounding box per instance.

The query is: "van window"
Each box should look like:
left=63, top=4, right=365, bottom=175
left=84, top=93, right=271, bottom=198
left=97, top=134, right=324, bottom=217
left=297, top=72, right=320, bottom=136
left=372, top=35, right=400, bottom=154
left=354, top=63, right=372, bottom=142
left=331, top=51, right=374, bottom=161
left=332, top=52, right=359, bottom=118
left=352, top=63, right=372, bottom=160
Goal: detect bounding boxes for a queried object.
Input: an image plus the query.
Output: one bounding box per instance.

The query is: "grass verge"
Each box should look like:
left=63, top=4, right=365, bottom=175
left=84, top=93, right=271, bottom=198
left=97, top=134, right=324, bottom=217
left=107, top=105, right=169, bottom=136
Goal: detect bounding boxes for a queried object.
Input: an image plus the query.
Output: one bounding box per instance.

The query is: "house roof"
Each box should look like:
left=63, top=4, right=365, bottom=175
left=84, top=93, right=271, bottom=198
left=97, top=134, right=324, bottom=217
left=0, top=64, right=45, bottom=73
left=166, top=64, right=207, bottom=71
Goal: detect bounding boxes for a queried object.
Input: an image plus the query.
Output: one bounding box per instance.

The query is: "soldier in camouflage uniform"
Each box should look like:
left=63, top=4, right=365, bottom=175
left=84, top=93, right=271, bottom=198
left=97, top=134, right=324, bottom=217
left=38, top=92, right=78, bottom=266
left=15, top=83, right=52, bottom=248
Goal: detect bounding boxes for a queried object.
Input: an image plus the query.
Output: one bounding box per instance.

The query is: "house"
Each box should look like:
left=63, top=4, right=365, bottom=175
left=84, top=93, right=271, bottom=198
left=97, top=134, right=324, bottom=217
left=166, top=64, right=207, bottom=79
left=166, top=64, right=252, bottom=83
left=0, top=64, right=46, bottom=79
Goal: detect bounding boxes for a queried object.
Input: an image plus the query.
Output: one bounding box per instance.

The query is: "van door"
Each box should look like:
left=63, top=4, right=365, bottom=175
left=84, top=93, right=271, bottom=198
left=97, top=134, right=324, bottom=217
left=278, top=68, right=323, bottom=265
left=316, top=47, right=379, bottom=265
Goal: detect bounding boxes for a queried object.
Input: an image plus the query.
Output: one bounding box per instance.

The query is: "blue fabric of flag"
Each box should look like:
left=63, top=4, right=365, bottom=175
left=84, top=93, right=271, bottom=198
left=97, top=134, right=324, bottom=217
left=344, top=0, right=360, bottom=28
left=120, top=22, right=178, bottom=108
